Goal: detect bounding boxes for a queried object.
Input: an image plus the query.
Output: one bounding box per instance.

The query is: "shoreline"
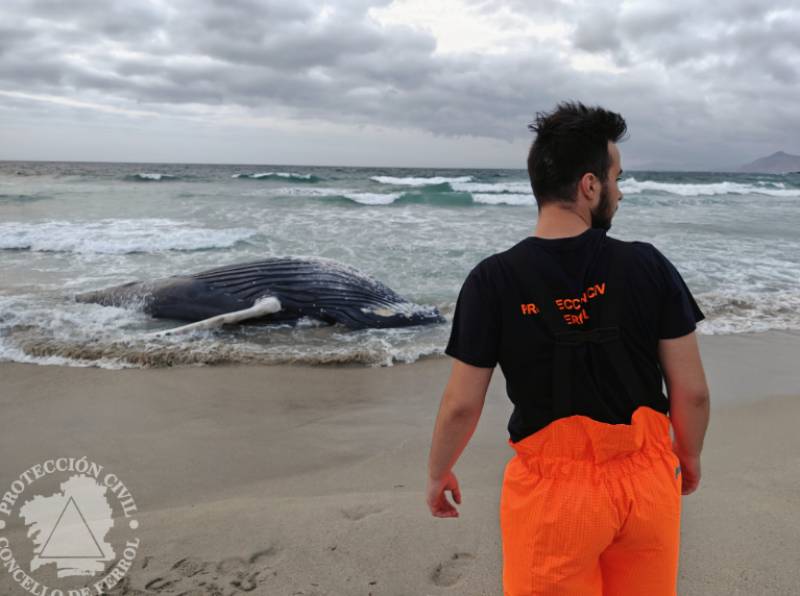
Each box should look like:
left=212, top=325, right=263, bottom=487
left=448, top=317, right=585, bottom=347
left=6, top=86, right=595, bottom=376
left=3, top=328, right=799, bottom=400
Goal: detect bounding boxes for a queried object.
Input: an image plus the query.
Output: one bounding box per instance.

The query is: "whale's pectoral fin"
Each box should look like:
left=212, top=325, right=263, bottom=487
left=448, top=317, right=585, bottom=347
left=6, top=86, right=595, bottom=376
left=146, top=296, right=282, bottom=338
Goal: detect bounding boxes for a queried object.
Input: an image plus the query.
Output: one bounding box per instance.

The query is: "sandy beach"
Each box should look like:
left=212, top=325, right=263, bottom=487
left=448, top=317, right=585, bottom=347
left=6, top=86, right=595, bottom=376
left=1, top=329, right=799, bottom=595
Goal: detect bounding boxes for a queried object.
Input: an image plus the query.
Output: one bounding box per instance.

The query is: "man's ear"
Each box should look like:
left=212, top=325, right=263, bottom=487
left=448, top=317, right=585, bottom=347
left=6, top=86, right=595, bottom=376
left=579, top=172, right=598, bottom=200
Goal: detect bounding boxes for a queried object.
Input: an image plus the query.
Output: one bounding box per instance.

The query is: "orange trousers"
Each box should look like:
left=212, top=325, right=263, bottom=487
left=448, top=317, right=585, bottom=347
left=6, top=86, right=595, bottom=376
left=500, top=406, right=682, bottom=595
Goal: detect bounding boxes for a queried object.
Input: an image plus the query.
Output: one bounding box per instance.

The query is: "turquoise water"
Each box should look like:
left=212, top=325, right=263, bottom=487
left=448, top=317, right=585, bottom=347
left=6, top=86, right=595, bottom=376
left=1, top=161, right=798, bottom=367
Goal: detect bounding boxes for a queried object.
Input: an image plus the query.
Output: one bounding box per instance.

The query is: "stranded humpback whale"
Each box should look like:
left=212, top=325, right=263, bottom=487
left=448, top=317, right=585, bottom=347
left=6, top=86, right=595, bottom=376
left=75, top=257, right=445, bottom=332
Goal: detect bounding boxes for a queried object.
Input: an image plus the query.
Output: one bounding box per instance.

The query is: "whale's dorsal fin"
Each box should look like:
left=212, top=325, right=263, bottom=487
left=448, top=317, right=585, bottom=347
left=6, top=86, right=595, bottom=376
left=147, top=296, right=281, bottom=338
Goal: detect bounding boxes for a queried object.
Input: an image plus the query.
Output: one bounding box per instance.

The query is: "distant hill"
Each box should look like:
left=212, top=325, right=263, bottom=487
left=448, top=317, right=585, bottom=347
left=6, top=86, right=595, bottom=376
left=738, top=151, right=800, bottom=174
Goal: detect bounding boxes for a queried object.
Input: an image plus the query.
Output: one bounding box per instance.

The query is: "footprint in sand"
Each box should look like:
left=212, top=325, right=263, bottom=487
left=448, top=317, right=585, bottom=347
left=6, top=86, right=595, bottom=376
left=172, top=556, right=211, bottom=577
left=340, top=503, right=385, bottom=521
left=216, top=556, right=248, bottom=575
left=249, top=546, right=280, bottom=565
left=97, top=576, right=149, bottom=596
left=144, top=575, right=182, bottom=592
left=108, top=546, right=282, bottom=595
left=430, top=552, right=476, bottom=587
left=175, top=587, right=225, bottom=596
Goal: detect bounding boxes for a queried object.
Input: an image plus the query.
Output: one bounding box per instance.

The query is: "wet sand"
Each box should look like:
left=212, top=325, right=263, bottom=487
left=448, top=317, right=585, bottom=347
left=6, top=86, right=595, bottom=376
left=1, top=330, right=798, bottom=595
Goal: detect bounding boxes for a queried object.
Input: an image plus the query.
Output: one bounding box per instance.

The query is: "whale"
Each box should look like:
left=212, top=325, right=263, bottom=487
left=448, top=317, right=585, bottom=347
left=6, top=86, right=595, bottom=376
left=75, top=256, right=445, bottom=332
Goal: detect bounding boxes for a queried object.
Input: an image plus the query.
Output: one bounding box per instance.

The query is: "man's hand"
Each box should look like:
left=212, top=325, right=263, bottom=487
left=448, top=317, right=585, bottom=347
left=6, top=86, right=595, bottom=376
left=676, top=452, right=701, bottom=495
left=426, top=359, right=492, bottom=519
left=659, top=331, right=709, bottom=497
left=427, top=471, right=462, bottom=518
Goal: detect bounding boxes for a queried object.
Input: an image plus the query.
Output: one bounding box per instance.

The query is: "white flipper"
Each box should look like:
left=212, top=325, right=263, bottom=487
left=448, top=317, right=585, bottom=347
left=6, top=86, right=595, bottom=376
left=147, top=296, right=281, bottom=338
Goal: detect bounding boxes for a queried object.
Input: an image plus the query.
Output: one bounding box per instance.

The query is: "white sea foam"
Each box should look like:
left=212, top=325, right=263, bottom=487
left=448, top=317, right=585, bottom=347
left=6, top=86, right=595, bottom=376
left=0, top=219, right=256, bottom=254
left=694, top=290, right=800, bottom=335
left=620, top=178, right=800, bottom=197
left=243, top=186, right=342, bottom=197
left=451, top=180, right=532, bottom=194
left=472, top=193, right=535, bottom=206
left=0, top=340, right=136, bottom=369
left=0, top=294, right=143, bottom=368
left=342, top=192, right=403, bottom=205
left=233, top=172, right=316, bottom=180
left=371, top=175, right=473, bottom=186
left=132, top=173, right=175, bottom=181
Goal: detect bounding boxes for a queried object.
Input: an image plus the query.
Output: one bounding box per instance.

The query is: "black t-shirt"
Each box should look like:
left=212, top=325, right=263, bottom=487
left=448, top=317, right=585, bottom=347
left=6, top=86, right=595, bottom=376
left=445, top=228, right=705, bottom=443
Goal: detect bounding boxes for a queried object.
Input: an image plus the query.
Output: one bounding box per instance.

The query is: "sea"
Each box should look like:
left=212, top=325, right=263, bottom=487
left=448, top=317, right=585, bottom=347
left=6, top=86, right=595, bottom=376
left=1, top=161, right=798, bottom=368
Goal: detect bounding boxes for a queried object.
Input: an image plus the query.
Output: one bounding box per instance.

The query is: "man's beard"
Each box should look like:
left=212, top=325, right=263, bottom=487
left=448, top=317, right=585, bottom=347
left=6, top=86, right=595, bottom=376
left=591, top=182, right=613, bottom=230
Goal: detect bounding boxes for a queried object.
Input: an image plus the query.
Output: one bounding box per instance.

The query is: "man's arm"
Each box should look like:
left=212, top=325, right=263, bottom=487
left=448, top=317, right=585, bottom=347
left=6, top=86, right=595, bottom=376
left=426, top=359, right=494, bottom=517
left=658, top=331, right=710, bottom=495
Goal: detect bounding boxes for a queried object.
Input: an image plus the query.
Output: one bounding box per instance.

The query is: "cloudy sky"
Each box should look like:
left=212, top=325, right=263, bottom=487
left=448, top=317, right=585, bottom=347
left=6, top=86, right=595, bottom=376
left=0, top=0, right=798, bottom=169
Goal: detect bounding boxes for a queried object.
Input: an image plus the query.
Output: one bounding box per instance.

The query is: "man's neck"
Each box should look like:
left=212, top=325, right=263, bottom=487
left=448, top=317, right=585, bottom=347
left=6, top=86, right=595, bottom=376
left=533, top=205, right=591, bottom=239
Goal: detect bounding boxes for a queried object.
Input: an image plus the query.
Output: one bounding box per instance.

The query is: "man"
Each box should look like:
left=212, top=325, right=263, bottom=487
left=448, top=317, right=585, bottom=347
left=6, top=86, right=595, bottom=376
left=426, top=101, right=710, bottom=595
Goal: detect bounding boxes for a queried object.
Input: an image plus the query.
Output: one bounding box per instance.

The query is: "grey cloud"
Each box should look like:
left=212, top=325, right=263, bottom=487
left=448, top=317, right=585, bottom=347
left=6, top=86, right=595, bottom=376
left=0, top=27, right=28, bottom=57
left=0, top=0, right=798, bottom=168
left=573, top=9, right=623, bottom=54
left=23, top=0, right=166, bottom=42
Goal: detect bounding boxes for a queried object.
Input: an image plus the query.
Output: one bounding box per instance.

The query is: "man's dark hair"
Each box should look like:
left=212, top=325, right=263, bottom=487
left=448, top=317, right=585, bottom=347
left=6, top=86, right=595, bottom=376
left=527, top=101, right=627, bottom=207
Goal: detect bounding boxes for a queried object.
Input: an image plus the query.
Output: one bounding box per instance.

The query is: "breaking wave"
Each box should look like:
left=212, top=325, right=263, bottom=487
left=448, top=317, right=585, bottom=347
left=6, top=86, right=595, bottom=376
left=471, top=193, right=535, bottom=206
left=339, top=191, right=503, bottom=206
left=450, top=180, right=532, bottom=194
left=124, top=173, right=180, bottom=182
left=233, top=172, right=321, bottom=182
left=257, top=186, right=523, bottom=206
left=0, top=219, right=256, bottom=254
left=620, top=177, right=800, bottom=197
left=342, top=192, right=404, bottom=205
left=371, top=175, right=473, bottom=187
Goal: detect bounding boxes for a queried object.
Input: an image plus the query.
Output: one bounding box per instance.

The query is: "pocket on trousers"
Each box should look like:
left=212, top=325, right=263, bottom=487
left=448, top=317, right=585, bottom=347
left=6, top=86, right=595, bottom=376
left=500, top=456, right=544, bottom=518
left=667, top=450, right=683, bottom=497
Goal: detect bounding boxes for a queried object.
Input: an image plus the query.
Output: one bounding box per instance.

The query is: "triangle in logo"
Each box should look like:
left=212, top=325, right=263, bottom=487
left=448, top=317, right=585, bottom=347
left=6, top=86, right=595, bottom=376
left=38, top=496, right=105, bottom=559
